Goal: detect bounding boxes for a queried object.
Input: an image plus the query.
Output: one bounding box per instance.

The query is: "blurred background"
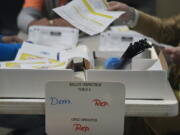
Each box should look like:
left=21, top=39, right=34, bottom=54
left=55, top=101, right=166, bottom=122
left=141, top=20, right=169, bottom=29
left=156, top=0, right=180, bottom=17
left=0, top=0, right=179, bottom=35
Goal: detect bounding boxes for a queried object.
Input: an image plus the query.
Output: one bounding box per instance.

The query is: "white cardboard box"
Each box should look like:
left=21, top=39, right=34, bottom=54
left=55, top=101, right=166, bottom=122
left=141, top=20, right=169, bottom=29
left=0, top=47, right=178, bottom=116
left=86, top=48, right=172, bottom=100
left=0, top=69, right=74, bottom=98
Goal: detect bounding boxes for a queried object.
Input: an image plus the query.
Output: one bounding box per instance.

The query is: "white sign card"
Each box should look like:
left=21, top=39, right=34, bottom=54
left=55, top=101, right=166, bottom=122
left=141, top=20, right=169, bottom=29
left=46, top=81, right=125, bottom=135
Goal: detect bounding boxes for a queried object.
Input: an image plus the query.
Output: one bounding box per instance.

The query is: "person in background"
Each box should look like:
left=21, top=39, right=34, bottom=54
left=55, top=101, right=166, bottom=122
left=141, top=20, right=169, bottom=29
left=17, top=0, right=73, bottom=33
left=108, top=1, right=180, bottom=135
left=18, top=0, right=155, bottom=33
left=108, top=1, right=180, bottom=46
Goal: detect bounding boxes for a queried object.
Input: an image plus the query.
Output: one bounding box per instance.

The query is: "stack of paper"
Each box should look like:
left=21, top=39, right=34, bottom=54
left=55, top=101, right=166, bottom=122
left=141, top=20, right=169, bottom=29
left=99, top=30, right=146, bottom=51
left=53, top=0, right=124, bottom=35
left=0, top=42, right=93, bottom=70
left=28, top=26, right=79, bottom=50
left=0, top=42, right=66, bottom=69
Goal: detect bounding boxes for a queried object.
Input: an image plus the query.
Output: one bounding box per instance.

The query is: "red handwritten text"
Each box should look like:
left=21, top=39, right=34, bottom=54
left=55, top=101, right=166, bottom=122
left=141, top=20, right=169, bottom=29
left=73, top=124, right=90, bottom=132
left=92, top=99, right=109, bottom=107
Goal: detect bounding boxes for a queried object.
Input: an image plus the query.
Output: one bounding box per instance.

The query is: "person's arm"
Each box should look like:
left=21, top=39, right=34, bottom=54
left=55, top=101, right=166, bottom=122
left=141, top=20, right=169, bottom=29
left=0, top=35, right=23, bottom=43
left=108, top=1, right=180, bottom=46
left=133, top=12, right=180, bottom=46
left=49, top=18, right=75, bottom=27
left=18, top=8, right=43, bottom=33
left=108, top=1, right=139, bottom=28
left=17, top=0, right=44, bottom=33
left=2, top=36, right=23, bottom=43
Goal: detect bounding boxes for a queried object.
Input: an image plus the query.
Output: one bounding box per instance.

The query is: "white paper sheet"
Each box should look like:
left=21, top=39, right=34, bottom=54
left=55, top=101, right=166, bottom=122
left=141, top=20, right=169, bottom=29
left=53, top=0, right=124, bottom=35
left=99, top=30, right=145, bottom=51
left=15, top=42, right=59, bottom=61
left=2, top=42, right=94, bottom=70
left=0, top=61, right=67, bottom=70
left=28, top=26, right=79, bottom=50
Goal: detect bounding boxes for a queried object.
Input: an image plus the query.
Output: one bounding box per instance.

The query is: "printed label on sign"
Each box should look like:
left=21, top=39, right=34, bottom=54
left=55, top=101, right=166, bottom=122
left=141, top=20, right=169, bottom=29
left=45, top=81, right=125, bottom=135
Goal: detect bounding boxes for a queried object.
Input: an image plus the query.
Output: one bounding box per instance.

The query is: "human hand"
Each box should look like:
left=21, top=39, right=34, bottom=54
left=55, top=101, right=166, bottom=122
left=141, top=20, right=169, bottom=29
left=107, top=1, right=137, bottom=27
left=29, top=18, right=75, bottom=28
left=163, top=47, right=180, bottom=65
left=29, top=18, right=50, bottom=26
left=50, top=18, right=75, bottom=28
left=108, top=1, right=130, bottom=11
left=2, top=36, right=23, bottom=43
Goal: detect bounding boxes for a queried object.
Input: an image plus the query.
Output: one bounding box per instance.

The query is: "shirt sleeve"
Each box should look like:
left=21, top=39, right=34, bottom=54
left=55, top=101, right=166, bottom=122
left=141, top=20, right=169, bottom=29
left=17, top=7, right=43, bottom=33
left=17, top=0, right=44, bottom=33
left=23, top=0, right=44, bottom=11
left=133, top=11, right=180, bottom=46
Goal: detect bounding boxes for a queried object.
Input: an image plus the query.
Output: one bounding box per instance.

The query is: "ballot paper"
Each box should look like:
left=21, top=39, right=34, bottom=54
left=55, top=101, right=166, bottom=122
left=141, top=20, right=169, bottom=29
left=28, top=26, right=79, bottom=50
left=0, top=42, right=94, bottom=70
left=53, top=0, right=124, bottom=35
left=0, top=60, right=47, bottom=69
left=0, top=61, right=66, bottom=70
left=99, top=30, right=145, bottom=51
left=46, top=81, right=125, bottom=135
left=15, top=42, right=59, bottom=61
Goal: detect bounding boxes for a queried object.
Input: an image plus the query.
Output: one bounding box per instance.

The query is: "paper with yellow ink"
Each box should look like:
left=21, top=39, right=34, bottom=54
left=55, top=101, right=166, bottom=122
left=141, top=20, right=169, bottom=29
left=0, top=42, right=93, bottom=70
left=19, top=53, right=44, bottom=61
left=0, top=60, right=66, bottom=69
left=53, top=0, right=124, bottom=35
left=4, top=62, right=21, bottom=68
left=16, top=42, right=58, bottom=61
left=31, top=63, right=66, bottom=69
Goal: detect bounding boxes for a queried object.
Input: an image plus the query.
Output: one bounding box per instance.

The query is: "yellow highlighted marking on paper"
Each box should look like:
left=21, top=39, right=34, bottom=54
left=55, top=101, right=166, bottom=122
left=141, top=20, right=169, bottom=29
left=6, top=62, right=21, bottom=68
left=33, top=63, right=65, bottom=69
left=49, top=59, right=65, bottom=64
left=82, top=0, right=113, bottom=19
left=19, top=53, right=44, bottom=60
left=73, top=6, right=104, bottom=26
